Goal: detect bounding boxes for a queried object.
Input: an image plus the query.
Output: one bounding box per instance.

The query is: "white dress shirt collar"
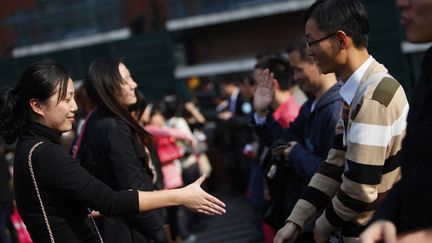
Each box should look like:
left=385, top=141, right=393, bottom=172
left=340, top=55, right=374, bottom=105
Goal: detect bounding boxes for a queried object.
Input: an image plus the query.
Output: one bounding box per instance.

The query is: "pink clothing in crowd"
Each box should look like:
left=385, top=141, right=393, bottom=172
left=273, top=96, right=300, bottom=128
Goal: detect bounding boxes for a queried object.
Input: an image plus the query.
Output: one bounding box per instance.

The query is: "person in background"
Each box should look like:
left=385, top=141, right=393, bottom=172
left=77, top=59, right=196, bottom=243
left=254, top=55, right=300, bottom=128
left=0, top=59, right=225, bottom=243
left=250, top=54, right=300, bottom=242
left=0, top=136, right=13, bottom=243
left=360, top=0, right=432, bottom=242
left=214, top=75, right=255, bottom=195
left=274, top=0, right=409, bottom=242
left=252, top=46, right=340, bottom=242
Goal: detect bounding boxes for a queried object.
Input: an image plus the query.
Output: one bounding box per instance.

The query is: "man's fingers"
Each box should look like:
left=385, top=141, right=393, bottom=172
left=382, top=223, right=397, bottom=243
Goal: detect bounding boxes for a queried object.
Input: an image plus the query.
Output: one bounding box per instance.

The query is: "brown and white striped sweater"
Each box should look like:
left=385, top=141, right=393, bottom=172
left=287, top=60, right=409, bottom=238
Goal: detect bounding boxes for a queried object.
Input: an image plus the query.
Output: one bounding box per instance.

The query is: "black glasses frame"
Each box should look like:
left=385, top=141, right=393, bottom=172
left=306, top=32, right=337, bottom=47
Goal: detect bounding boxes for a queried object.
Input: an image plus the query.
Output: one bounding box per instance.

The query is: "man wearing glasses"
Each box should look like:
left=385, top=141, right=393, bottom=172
left=274, top=0, right=409, bottom=242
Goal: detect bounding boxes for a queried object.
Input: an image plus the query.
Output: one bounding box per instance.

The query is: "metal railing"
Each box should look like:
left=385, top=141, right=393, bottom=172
left=0, top=0, right=125, bottom=47
left=166, top=0, right=299, bottom=20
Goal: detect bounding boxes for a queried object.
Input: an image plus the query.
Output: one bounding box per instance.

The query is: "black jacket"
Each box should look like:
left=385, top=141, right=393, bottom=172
left=77, top=108, right=167, bottom=243
left=372, top=47, right=432, bottom=234
left=251, top=82, right=342, bottom=230
left=14, top=122, right=138, bottom=243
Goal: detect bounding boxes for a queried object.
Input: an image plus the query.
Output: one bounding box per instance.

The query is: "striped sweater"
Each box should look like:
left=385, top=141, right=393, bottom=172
left=287, top=60, right=409, bottom=238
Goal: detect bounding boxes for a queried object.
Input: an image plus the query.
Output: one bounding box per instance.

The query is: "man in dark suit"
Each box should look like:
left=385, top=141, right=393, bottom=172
left=215, top=74, right=255, bottom=194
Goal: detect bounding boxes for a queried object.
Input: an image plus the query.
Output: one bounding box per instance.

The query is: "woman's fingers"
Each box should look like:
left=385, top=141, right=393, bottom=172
left=196, top=208, right=217, bottom=216
left=192, top=194, right=226, bottom=215
left=197, top=204, right=224, bottom=216
left=204, top=194, right=226, bottom=214
left=206, top=194, right=226, bottom=208
left=193, top=174, right=206, bottom=186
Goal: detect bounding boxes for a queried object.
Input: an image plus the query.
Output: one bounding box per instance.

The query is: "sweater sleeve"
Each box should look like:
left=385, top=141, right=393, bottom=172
left=36, top=143, right=139, bottom=217
left=315, top=86, right=408, bottom=236
left=287, top=118, right=345, bottom=229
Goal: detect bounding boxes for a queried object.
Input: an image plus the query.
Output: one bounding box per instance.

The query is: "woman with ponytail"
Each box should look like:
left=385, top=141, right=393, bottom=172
left=0, top=59, right=225, bottom=243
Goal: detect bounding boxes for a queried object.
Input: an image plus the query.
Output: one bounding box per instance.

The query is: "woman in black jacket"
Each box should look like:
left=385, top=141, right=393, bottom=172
left=0, top=59, right=225, bottom=243
left=76, top=58, right=170, bottom=243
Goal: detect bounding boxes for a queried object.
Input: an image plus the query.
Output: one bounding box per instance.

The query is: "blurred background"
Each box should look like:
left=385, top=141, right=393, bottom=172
left=1, top=1, right=431, bottom=242
left=0, top=0, right=429, bottom=111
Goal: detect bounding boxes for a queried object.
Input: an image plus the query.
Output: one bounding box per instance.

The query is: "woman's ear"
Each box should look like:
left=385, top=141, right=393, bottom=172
left=29, top=98, right=44, bottom=117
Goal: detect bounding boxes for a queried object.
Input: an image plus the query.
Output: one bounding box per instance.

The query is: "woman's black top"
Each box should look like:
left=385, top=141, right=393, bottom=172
left=77, top=108, right=167, bottom=243
left=13, top=122, right=139, bottom=243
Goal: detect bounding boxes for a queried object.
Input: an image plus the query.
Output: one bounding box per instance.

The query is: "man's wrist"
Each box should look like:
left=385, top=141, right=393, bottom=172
left=285, top=220, right=301, bottom=231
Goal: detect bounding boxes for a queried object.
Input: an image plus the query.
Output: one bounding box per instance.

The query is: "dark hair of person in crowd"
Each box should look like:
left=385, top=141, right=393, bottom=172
left=286, top=36, right=314, bottom=64
left=0, top=59, right=70, bottom=144
left=242, top=74, right=256, bottom=86
left=255, top=55, right=296, bottom=91
left=220, top=73, right=241, bottom=85
left=304, top=0, right=370, bottom=48
left=162, top=94, right=184, bottom=120
left=84, top=58, right=153, bottom=151
left=149, top=102, right=165, bottom=119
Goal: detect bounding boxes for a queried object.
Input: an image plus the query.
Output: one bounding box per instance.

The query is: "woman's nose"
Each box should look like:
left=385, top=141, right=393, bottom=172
left=130, top=79, right=137, bottom=89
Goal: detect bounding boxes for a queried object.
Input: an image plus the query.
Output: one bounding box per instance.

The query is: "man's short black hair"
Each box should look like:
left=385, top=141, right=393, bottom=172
left=286, top=36, right=314, bottom=63
left=255, top=55, right=296, bottom=91
left=305, top=0, right=370, bottom=48
left=220, top=74, right=241, bottom=85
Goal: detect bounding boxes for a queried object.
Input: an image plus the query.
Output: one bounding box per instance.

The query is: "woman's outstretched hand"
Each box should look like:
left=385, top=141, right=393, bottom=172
left=181, top=174, right=226, bottom=216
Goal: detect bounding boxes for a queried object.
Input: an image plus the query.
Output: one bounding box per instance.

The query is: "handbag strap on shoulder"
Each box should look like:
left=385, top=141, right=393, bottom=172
left=28, top=141, right=104, bottom=243
left=27, top=141, right=55, bottom=243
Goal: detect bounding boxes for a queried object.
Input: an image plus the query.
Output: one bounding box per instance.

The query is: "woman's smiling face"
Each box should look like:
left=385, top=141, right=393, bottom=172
left=116, top=63, right=138, bottom=109
left=36, top=78, right=78, bottom=133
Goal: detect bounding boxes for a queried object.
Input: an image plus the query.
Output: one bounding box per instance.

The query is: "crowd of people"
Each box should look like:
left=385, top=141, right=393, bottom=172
left=1, top=0, right=431, bottom=242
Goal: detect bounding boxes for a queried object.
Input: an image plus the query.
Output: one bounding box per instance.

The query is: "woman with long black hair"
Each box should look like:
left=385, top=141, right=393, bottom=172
left=76, top=58, right=179, bottom=243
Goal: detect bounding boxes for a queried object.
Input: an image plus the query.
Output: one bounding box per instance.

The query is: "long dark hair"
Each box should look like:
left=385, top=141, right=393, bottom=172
left=129, top=89, right=147, bottom=123
left=0, top=59, right=70, bottom=144
left=84, top=58, right=153, bottom=151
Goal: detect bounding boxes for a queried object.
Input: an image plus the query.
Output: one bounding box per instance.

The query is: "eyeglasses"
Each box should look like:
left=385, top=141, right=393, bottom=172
left=306, top=32, right=337, bottom=47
